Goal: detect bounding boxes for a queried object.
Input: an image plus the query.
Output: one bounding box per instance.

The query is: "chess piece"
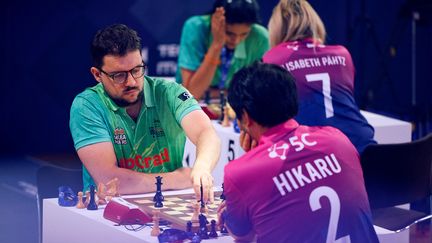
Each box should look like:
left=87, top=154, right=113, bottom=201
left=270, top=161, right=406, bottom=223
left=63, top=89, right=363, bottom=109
left=198, top=213, right=209, bottom=239
left=199, top=185, right=207, bottom=214
left=76, top=191, right=86, bottom=209
left=221, top=106, right=230, bottom=127
left=220, top=215, right=228, bottom=234
left=191, top=202, right=200, bottom=228
left=105, top=177, right=119, bottom=197
left=86, top=185, right=98, bottom=210
left=209, top=220, right=218, bottom=238
left=151, top=210, right=161, bottom=236
left=153, top=176, right=164, bottom=208
left=220, top=183, right=226, bottom=201
left=96, top=182, right=107, bottom=205
left=186, top=221, right=192, bottom=233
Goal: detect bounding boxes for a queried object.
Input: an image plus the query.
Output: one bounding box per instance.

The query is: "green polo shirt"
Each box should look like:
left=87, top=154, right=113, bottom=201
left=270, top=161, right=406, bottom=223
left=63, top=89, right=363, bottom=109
left=69, top=76, right=200, bottom=191
left=176, top=15, right=269, bottom=88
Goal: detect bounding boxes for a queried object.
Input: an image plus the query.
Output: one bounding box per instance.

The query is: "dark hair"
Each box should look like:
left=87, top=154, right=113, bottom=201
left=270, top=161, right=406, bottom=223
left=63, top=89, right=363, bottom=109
left=228, top=62, right=298, bottom=127
left=211, top=0, right=261, bottom=24
left=90, top=24, right=142, bottom=69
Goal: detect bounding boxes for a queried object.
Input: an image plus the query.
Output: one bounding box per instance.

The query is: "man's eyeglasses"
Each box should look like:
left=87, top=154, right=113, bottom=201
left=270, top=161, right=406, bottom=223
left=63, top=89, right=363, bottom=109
left=99, top=63, right=146, bottom=84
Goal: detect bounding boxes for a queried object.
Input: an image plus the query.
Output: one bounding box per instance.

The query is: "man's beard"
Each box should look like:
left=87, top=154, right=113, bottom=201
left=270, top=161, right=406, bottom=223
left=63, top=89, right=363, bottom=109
left=110, top=90, right=143, bottom=107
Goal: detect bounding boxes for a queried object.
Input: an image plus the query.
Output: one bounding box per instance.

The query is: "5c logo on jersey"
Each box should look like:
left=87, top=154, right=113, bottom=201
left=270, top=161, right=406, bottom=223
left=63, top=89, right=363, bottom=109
left=268, top=133, right=317, bottom=160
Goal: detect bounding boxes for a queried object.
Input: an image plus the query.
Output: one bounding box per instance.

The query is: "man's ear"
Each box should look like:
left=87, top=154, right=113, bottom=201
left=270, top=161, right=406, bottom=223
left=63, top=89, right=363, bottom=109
left=90, top=67, right=102, bottom=83
left=242, top=110, right=254, bottom=128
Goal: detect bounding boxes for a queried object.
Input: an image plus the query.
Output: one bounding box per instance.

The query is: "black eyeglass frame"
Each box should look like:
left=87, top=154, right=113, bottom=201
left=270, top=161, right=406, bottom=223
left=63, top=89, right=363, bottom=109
left=98, top=62, right=146, bottom=84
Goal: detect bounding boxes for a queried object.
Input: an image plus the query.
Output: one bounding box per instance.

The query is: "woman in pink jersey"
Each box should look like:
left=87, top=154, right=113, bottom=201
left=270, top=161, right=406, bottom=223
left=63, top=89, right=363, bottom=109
left=263, top=0, right=376, bottom=154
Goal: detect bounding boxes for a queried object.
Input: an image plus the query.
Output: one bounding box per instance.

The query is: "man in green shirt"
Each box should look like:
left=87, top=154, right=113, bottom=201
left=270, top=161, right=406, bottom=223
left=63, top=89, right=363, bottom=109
left=176, top=0, right=269, bottom=100
left=70, top=24, right=220, bottom=202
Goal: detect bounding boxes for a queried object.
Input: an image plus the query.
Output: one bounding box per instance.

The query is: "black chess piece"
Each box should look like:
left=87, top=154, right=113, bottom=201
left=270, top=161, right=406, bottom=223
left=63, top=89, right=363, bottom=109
left=198, top=214, right=209, bottom=239
left=86, top=185, right=98, bottom=210
left=220, top=214, right=228, bottom=234
left=186, top=221, right=192, bottom=233
left=208, top=220, right=218, bottom=238
left=220, top=183, right=226, bottom=201
left=199, top=185, right=205, bottom=210
left=153, top=176, right=164, bottom=208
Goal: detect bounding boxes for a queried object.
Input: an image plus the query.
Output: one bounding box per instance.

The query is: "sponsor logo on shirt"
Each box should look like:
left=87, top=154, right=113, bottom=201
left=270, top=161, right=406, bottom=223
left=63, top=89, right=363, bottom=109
left=149, top=119, right=165, bottom=138
left=268, top=143, right=289, bottom=160
left=178, top=91, right=191, bottom=101
left=119, top=148, right=170, bottom=169
left=114, top=127, right=127, bottom=145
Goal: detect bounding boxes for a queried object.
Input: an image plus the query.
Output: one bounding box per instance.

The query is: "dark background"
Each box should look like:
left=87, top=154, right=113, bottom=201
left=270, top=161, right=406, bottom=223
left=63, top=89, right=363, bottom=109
left=0, top=1, right=431, bottom=242
left=1, top=0, right=431, bottom=156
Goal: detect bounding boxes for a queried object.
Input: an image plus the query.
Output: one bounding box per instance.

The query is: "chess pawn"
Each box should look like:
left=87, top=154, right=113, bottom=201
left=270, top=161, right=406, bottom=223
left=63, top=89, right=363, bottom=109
left=208, top=219, right=218, bottom=238
left=76, top=191, right=86, bottom=209
left=151, top=210, right=161, bottom=236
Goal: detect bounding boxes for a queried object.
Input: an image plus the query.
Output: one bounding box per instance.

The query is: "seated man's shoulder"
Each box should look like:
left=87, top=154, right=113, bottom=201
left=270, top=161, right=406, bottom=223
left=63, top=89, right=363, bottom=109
left=73, top=84, right=103, bottom=104
left=303, top=125, right=354, bottom=147
left=184, top=15, right=210, bottom=29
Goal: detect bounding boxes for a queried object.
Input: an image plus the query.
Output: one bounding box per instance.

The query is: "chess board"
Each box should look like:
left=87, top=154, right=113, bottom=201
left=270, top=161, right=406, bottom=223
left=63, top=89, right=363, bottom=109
left=125, top=191, right=223, bottom=230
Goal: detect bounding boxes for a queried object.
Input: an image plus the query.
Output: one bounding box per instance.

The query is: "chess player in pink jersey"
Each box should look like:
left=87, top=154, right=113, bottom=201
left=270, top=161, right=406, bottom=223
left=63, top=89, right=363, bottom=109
left=218, top=62, right=378, bottom=243
left=263, top=0, right=376, bottom=154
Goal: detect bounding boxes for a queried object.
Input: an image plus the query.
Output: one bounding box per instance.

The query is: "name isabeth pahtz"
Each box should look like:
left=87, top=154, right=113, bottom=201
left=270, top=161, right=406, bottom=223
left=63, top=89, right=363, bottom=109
left=281, top=55, right=346, bottom=72
left=273, top=153, right=343, bottom=196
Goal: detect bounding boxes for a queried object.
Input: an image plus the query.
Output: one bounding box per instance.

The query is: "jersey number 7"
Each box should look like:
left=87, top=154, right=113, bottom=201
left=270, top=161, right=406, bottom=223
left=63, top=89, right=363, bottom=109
left=305, top=73, right=334, bottom=118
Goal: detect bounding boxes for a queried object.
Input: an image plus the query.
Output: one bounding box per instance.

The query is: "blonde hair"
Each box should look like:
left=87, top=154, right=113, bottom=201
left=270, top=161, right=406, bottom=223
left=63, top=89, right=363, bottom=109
left=268, top=0, right=326, bottom=47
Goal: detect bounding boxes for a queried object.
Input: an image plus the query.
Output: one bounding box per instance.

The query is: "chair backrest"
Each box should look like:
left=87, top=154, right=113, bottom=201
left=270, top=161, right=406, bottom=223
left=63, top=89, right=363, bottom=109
left=360, top=133, right=432, bottom=209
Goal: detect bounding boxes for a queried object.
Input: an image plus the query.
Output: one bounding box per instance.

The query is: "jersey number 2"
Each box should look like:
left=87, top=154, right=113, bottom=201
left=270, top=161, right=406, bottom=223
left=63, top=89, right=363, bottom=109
left=309, top=186, right=351, bottom=243
left=305, top=73, right=334, bottom=118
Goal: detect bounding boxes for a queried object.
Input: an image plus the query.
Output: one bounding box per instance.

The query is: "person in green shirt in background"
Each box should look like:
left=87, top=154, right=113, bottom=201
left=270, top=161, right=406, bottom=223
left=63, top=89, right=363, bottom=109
left=70, top=24, right=221, bottom=202
left=176, top=0, right=269, bottom=100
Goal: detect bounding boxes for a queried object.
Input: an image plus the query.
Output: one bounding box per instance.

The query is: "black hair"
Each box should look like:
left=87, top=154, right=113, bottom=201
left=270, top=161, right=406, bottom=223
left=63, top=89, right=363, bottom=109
left=211, top=0, right=261, bottom=24
left=90, top=24, right=142, bottom=69
left=228, top=62, right=298, bottom=127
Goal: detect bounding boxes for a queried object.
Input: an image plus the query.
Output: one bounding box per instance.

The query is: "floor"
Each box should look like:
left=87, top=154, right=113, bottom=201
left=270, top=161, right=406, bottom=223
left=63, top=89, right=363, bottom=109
left=0, top=155, right=430, bottom=243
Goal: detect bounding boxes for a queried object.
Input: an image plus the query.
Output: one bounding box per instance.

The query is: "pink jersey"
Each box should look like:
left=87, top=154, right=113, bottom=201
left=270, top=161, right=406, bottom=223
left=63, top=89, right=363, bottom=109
left=263, top=39, right=375, bottom=153
left=223, top=120, right=378, bottom=243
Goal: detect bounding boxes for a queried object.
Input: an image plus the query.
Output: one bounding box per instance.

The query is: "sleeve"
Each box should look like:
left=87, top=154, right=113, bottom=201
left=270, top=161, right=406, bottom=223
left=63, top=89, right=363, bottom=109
left=164, top=80, right=201, bottom=124
left=223, top=167, right=253, bottom=236
left=177, top=16, right=208, bottom=72
left=69, top=96, right=111, bottom=150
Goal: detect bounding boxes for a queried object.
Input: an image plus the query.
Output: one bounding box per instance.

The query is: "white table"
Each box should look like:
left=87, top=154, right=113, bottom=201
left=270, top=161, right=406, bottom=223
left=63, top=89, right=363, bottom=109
left=43, top=192, right=409, bottom=243
left=43, top=188, right=232, bottom=243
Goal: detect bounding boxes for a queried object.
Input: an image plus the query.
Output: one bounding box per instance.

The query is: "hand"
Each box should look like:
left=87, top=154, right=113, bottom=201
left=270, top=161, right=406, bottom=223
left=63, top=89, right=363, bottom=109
left=190, top=167, right=214, bottom=204
left=239, top=130, right=258, bottom=152
left=211, top=7, right=226, bottom=48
